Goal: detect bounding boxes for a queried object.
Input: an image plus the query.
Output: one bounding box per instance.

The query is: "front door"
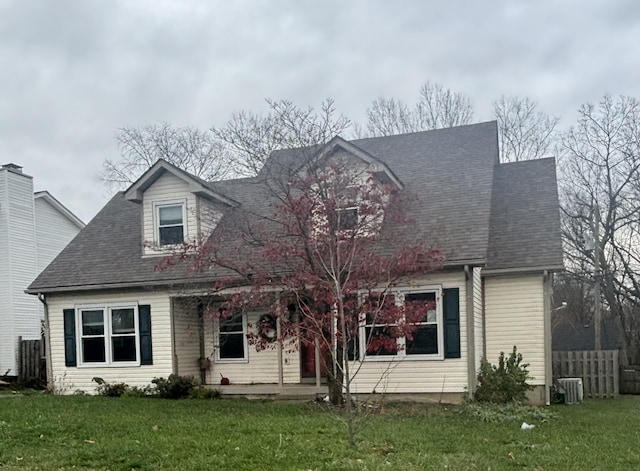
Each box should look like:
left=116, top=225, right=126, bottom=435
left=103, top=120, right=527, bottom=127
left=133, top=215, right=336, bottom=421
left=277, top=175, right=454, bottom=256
left=300, top=338, right=328, bottom=380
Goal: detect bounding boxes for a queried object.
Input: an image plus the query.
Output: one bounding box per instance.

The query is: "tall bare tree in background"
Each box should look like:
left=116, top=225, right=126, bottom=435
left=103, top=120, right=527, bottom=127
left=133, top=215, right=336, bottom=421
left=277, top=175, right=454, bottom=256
left=99, top=99, right=350, bottom=188
left=494, top=96, right=559, bottom=162
left=363, top=81, right=474, bottom=137
left=559, top=95, right=640, bottom=364
left=212, top=98, right=350, bottom=176
left=98, top=124, right=232, bottom=191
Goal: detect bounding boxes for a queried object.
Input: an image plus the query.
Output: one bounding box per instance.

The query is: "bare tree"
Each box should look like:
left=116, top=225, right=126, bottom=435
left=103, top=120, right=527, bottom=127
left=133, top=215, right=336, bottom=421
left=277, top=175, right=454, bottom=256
left=99, top=99, right=351, bottom=190
left=212, top=98, right=351, bottom=176
left=494, top=96, right=559, bottom=163
left=415, top=81, right=474, bottom=130
left=364, top=81, right=474, bottom=137
left=98, top=124, right=231, bottom=191
left=559, top=94, right=640, bottom=364
left=365, top=98, right=417, bottom=137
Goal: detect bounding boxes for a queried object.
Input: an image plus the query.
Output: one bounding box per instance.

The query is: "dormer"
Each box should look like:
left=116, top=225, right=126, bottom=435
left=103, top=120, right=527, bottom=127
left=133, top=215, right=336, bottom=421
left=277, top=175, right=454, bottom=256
left=300, top=137, right=404, bottom=239
left=308, top=136, right=404, bottom=191
left=124, top=159, right=238, bottom=256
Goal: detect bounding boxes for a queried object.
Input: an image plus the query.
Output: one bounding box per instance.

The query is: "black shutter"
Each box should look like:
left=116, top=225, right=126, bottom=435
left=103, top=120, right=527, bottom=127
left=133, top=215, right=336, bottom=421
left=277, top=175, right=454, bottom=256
left=63, top=308, right=77, bottom=366
left=139, top=305, right=153, bottom=365
left=443, top=288, right=461, bottom=358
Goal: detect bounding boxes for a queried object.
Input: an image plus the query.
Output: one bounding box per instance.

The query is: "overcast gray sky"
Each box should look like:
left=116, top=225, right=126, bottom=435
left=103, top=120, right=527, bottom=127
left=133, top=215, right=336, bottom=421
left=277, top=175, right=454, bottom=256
left=1, top=0, right=638, bottom=223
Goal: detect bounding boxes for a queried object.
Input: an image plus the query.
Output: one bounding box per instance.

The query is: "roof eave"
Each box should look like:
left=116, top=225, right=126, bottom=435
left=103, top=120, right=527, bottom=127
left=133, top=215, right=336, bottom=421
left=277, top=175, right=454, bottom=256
left=34, top=191, right=85, bottom=229
left=124, top=159, right=239, bottom=207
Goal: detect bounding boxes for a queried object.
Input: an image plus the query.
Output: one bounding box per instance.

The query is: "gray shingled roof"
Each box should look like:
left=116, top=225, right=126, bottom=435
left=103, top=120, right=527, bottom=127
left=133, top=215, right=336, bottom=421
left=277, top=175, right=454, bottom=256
left=486, top=158, right=564, bottom=272
left=28, top=121, right=563, bottom=293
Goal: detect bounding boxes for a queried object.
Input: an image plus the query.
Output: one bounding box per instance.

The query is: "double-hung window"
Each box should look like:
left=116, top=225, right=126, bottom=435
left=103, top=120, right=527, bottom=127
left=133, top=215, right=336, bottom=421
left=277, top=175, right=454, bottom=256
left=362, top=294, right=399, bottom=357
left=336, top=207, right=359, bottom=231
left=155, top=201, right=186, bottom=246
left=78, top=305, right=139, bottom=366
left=404, top=292, right=439, bottom=356
left=358, top=288, right=443, bottom=360
left=216, top=312, right=248, bottom=362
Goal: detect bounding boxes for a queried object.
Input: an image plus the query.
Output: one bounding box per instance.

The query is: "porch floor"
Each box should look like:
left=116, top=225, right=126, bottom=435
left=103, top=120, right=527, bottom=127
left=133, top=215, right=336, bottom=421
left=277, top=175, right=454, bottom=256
left=207, top=383, right=328, bottom=400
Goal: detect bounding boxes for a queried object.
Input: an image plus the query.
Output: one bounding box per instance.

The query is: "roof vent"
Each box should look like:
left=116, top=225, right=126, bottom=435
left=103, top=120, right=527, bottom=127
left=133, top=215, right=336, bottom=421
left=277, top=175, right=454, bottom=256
left=2, top=163, right=23, bottom=173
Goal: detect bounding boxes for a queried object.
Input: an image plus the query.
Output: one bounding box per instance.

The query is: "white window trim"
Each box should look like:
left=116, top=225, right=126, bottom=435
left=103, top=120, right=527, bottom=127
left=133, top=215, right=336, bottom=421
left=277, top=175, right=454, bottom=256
left=214, top=311, right=249, bottom=364
left=153, top=199, right=187, bottom=248
left=75, top=303, right=140, bottom=368
left=359, top=286, right=444, bottom=362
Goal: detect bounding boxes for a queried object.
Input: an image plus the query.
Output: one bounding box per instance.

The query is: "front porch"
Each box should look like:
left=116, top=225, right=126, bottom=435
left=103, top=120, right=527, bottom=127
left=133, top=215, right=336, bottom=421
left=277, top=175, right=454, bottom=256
left=171, top=296, right=325, bottom=389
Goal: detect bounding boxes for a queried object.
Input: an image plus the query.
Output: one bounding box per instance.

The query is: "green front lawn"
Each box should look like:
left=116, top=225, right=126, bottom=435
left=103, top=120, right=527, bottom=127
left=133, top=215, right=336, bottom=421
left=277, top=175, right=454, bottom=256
left=0, top=395, right=638, bottom=470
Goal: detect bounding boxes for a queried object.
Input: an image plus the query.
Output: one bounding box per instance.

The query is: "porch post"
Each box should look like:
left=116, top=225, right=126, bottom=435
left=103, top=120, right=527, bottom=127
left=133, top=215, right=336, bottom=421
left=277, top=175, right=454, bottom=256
left=314, top=338, right=321, bottom=387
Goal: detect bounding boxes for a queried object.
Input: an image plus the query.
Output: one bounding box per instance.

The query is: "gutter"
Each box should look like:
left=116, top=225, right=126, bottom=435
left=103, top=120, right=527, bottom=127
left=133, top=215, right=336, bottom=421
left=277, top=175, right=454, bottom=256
left=482, top=265, right=564, bottom=277
left=25, top=277, right=221, bottom=295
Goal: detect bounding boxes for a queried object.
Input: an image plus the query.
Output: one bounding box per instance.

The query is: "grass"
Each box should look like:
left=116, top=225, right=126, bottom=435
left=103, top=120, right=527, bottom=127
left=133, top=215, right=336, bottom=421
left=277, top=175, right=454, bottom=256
left=0, top=394, right=638, bottom=470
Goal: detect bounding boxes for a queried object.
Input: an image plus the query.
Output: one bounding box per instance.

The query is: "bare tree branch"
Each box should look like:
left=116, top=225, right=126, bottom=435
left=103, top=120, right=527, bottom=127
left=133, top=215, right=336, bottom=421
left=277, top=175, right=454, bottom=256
left=97, top=123, right=232, bottom=191
left=494, top=96, right=559, bottom=162
left=559, top=94, right=640, bottom=364
left=364, top=81, right=474, bottom=137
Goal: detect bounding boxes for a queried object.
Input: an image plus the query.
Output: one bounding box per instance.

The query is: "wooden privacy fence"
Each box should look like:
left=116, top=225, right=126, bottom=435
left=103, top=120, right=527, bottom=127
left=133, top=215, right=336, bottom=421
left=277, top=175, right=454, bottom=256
left=18, top=337, right=45, bottom=384
left=552, top=350, right=619, bottom=398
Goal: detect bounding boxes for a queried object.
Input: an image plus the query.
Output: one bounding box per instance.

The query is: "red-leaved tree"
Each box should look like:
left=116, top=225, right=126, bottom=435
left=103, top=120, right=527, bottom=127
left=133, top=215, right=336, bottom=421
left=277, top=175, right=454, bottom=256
left=160, top=142, right=443, bottom=444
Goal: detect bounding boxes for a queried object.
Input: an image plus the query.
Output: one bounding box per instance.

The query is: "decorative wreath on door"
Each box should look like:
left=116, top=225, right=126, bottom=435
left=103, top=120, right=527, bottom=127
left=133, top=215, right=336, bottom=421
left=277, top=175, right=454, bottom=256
left=257, top=314, right=278, bottom=343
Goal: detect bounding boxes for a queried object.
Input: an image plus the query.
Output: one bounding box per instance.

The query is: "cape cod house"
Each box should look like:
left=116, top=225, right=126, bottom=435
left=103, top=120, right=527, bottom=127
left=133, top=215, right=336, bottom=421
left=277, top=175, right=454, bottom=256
left=1, top=163, right=84, bottom=378
left=27, top=122, right=563, bottom=403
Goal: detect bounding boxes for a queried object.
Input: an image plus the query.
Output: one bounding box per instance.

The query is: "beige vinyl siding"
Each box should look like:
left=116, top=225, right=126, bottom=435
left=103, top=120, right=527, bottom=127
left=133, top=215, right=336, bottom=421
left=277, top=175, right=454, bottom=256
left=484, top=274, right=546, bottom=385
left=351, top=271, right=468, bottom=394
left=46, top=290, right=173, bottom=393
left=473, top=266, right=484, bottom=369
left=197, top=197, right=224, bottom=241
left=203, top=311, right=300, bottom=385
left=142, top=173, right=197, bottom=255
left=172, top=298, right=201, bottom=378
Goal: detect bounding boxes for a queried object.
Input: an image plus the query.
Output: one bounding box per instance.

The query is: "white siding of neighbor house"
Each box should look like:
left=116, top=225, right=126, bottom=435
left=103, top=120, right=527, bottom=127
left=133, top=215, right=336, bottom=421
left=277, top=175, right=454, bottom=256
left=34, top=197, right=81, bottom=274
left=46, top=290, right=174, bottom=393
left=350, top=271, right=468, bottom=394
left=0, top=171, right=11, bottom=375
left=473, top=266, right=484, bottom=370
left=484, top=274, right=546, bottom=386
left=0, top=168, right=39, bottom=376
left=202, top=310, right=301, bottom=385
left=142, top=172, right=198, bottom=256
left=34, top=196, right=83, bottom=324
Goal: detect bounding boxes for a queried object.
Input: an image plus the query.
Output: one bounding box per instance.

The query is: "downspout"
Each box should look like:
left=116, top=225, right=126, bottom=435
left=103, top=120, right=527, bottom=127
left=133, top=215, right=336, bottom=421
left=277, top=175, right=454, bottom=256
left=543, top=270, right=552, bottom=406
left=276, top=293, right=284, bottom=388
left=464, top=266, right=476, bottom=398
left=36, top=293, right=53, bottom=391
left=197, top=300, right=206, bottom=384
left=170, top=297, right=178, bottom=375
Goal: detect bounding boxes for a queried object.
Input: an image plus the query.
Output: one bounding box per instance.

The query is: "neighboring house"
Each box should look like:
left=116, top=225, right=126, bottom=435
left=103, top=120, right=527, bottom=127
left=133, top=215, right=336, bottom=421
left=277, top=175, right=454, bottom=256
left=0, top=163, right=84, bottom=377
left=27, top=122, right=563, bottom=403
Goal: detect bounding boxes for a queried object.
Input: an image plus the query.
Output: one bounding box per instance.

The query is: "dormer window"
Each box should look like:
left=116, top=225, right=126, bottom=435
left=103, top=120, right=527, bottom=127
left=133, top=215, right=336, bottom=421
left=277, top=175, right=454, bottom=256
left=155, top=201, right=186, bottom=246
left=336, top=207, right=358, bottom=231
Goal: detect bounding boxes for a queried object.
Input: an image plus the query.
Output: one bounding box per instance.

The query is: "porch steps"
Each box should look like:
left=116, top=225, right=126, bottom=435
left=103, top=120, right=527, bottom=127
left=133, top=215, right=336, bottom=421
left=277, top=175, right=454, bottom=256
left=207, top=384, right=328, bottom=401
